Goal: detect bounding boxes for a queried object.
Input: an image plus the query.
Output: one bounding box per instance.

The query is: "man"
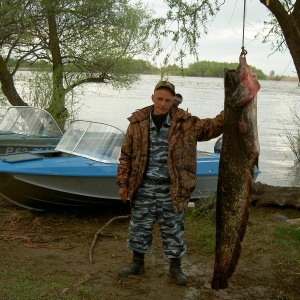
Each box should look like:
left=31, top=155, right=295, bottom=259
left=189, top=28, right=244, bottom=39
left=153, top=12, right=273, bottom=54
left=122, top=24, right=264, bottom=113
left=173, top=93, right=183, bottom=107
left=116, top=80, right=223, bottom=285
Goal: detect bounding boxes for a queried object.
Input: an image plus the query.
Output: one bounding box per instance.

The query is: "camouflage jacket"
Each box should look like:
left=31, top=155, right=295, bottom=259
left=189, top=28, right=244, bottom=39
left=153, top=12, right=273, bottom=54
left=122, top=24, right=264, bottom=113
left=116, top=105, right=224, bottom=213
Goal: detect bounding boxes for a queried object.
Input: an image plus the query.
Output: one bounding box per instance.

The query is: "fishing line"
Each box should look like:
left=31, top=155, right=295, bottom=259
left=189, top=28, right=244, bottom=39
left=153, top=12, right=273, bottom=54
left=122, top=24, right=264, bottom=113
left=240, top=0, right=247, bottom=57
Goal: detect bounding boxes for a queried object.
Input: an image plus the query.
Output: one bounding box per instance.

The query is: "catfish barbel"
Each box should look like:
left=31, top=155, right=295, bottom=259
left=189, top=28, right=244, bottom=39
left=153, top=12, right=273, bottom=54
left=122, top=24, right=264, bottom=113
left=211, top=56, right=260, bottom=290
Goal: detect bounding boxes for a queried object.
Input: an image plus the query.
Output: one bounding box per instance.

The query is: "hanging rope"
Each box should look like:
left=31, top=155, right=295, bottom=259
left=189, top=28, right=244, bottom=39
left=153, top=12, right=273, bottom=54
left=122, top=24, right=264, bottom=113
left=240, top=0, right=248, bottom=57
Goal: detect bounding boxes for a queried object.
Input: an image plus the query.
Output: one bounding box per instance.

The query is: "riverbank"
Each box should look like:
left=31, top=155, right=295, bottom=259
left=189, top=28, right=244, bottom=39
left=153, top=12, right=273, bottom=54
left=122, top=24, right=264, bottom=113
left=0, top=184, right=299, bottom=299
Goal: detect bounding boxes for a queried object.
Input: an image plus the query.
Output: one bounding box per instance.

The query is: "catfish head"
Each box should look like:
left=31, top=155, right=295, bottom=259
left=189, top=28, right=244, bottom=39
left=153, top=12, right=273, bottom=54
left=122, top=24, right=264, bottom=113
left=224, top=56, right=260, bottom=109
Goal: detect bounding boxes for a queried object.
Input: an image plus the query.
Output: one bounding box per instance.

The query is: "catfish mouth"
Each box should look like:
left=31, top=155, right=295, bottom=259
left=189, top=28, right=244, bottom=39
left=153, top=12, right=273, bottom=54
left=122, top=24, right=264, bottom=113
left=224, top=68, right=242, bottom=95
left=224, top=55, right=260, bottom=109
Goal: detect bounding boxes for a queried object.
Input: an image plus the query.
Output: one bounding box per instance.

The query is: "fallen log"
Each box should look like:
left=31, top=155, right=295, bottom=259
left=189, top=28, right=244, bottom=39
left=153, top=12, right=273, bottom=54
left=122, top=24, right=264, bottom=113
left=251, top=182, right=300, bottom=208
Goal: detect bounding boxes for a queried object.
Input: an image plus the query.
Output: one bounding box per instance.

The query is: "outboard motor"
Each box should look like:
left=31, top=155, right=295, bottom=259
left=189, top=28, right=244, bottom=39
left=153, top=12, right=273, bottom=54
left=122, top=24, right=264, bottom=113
left=214, top=136, right=222, bottom=153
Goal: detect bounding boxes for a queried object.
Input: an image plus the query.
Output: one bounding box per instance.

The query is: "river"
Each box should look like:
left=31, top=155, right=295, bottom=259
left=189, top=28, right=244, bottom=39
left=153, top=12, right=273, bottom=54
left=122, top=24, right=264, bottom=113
left=73, top=74, right=300, bottom=188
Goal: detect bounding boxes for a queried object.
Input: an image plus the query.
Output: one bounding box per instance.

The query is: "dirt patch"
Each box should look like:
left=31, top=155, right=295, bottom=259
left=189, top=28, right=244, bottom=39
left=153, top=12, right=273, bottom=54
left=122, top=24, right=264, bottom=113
left=0, top=188, right=300, bottom=300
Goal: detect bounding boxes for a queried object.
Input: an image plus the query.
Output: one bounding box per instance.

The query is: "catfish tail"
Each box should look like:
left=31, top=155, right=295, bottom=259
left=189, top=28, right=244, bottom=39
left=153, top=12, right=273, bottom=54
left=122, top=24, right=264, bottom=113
left=211, top=271, right=228, bottom=290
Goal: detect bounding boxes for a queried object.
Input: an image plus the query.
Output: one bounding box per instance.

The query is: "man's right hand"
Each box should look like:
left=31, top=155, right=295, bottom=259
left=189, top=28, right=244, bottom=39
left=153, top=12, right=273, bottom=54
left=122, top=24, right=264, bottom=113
left=119, top=187, right=128, bottom=204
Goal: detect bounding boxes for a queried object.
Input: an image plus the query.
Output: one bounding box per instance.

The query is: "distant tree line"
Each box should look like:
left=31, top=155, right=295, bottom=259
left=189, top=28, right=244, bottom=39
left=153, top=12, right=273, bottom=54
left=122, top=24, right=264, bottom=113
left=11, top=58, right=268, bottom=80
left=1, top=0, right=298, bottom=131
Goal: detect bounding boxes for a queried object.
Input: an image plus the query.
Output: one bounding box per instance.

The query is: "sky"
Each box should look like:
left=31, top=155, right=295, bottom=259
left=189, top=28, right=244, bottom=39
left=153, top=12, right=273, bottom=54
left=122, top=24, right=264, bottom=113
left=146, top=0, right=296, bottom=77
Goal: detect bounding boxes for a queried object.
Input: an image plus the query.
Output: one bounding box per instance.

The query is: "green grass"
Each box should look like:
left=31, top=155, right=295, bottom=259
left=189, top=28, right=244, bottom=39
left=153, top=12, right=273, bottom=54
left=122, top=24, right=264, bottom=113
left=0, top=268, right=100, bottom=300
left=185, top=195, right=216, bottom=253
left=272, top=224, right=300, bottom=259
left=271, top=223, right=300, bottom=300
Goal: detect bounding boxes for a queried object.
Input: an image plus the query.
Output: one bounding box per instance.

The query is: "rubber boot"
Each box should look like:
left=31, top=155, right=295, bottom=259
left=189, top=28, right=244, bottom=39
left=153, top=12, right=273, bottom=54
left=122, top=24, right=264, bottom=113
left=118, top=251, right=145, bottom=277
left=169, top=258, right=188, bottom=285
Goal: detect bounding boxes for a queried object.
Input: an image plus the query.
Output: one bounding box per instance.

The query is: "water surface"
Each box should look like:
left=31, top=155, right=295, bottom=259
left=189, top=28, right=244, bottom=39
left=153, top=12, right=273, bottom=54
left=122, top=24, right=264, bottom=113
left=74, top=75, right=300, bottom=187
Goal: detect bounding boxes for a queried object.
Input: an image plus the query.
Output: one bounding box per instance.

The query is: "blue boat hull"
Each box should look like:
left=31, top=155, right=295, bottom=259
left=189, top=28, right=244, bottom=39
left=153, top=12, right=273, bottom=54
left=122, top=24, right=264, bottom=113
left=0, top=151, right=259, bottom=211
left=0, top=173, right=125, bottom=211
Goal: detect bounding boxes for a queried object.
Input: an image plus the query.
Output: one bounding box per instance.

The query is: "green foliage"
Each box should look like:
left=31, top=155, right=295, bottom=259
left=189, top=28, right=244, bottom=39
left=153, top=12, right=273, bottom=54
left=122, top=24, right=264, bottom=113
left=4, top=0, right=292, bottom=119
left=130, top=60, right=160, bottom=74
left=0, top=0, right=155, bottom=122
left=17, top=71, right=52, bottom=108
left=7, top=59, right=51, bottom=71
left=150, top=0, right=223, bottom=66
left=284, top=103, right=300, bottom=163
left=160, top=64, right=184, bottom=76
left=186, top=60, right=267, bottom=79
left=15, top=58, right=268, bottom=79
left=256, top=1, right=296, bottom=53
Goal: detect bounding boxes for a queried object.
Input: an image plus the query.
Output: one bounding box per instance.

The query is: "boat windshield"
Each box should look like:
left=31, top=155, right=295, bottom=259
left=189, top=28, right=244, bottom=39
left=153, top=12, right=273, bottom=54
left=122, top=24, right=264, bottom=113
left=0, top=106, right=63, bottom=137
left=55, top=120, right=125, bottom=163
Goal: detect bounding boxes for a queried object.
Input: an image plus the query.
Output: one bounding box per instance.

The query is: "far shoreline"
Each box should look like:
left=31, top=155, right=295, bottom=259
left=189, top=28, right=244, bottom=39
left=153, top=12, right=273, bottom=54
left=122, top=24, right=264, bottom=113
left=270, top=76, right=299, bottom=82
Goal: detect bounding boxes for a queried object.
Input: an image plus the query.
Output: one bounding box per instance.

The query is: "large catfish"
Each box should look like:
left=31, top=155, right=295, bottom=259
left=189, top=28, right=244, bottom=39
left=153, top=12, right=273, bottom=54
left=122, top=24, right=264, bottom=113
left=211, top=56, right=260, bottom=290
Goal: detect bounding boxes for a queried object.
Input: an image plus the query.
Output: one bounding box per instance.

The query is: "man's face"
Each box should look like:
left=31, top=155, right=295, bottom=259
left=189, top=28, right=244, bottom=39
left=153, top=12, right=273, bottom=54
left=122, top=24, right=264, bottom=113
left=151, top=89, right=174, bottom=115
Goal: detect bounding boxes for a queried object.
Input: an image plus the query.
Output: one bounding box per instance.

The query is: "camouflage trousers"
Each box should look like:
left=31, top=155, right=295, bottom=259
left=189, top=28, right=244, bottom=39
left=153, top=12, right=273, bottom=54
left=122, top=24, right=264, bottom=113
left=127, top=180, right=186, bottom=258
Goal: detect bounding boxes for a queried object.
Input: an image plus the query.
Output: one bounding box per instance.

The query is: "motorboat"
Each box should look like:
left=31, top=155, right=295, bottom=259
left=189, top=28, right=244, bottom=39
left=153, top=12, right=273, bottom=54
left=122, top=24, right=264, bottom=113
left=0, top=120, right=125, bottom=211
left=0, top=120, right=260, bottom=211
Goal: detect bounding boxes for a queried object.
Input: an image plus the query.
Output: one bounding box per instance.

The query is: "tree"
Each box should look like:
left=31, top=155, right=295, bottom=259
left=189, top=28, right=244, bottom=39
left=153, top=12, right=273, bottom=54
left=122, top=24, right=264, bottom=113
left=269, top=70, right=276, bottom=78
left=150, top=1, right=222, bottom=69
left=152, top=0, right=299, bottom=81
left=0, top=0, right=153, bottom=128
left=259, top=0, right=300, bottom=80
left=0, top=0, right=33, bottom=107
